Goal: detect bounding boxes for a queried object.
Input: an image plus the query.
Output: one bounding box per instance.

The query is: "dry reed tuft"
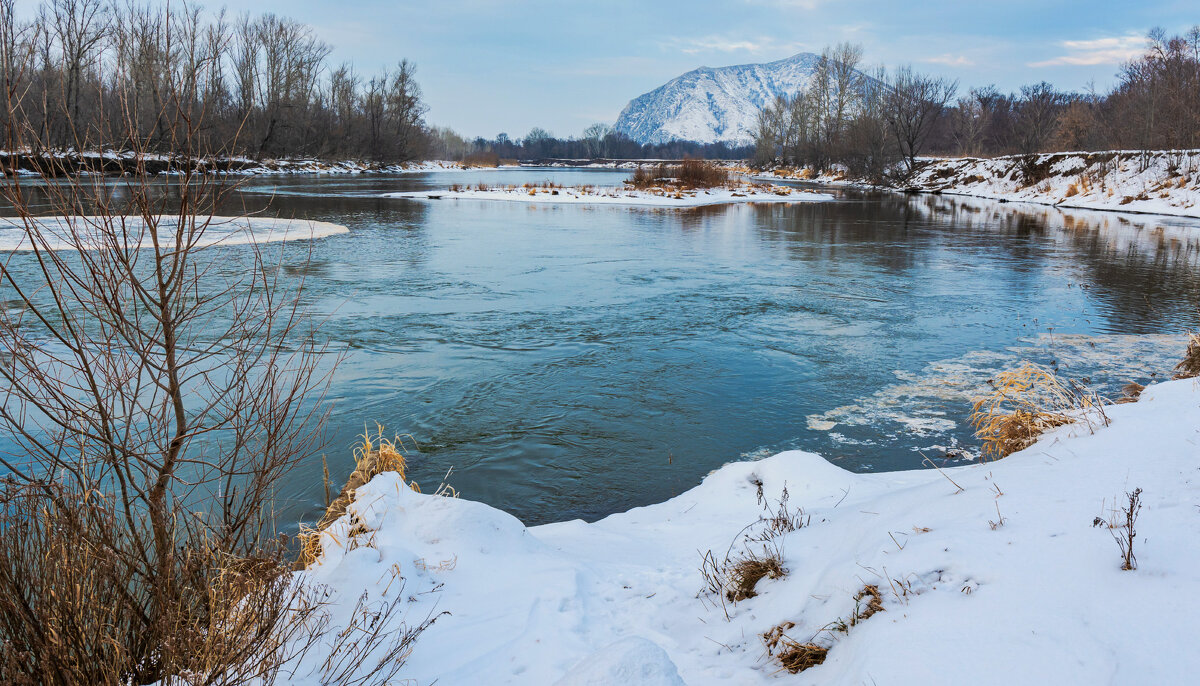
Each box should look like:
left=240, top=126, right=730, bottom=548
left=1174, top=332, right=1200, bottom=379
left=852, top=584, right=884, bottom=622
left=1116, top=382, right=1145, bottom=404
left=297, top=426, right=420, bottom=568
left=762, top=623, right=828, bottom=675
left=726, top=554, right=786, bottom=602
left=969, top=364, right=1105, bottom=460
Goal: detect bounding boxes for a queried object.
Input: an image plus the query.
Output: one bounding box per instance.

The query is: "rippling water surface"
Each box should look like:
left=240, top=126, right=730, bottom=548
left=7, top=168, right=1200, bottom=526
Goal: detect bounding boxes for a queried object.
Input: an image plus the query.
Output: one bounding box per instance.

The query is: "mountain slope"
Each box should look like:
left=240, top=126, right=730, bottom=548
left=614, top=53, right=823, bottom=146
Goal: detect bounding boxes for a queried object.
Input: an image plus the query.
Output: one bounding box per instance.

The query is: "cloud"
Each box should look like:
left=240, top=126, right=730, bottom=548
left=924, top=53, right=974, bottom=67
left=662, top=35, right=805, bottom=56
left=1028, top=34, right=1146, bottom=67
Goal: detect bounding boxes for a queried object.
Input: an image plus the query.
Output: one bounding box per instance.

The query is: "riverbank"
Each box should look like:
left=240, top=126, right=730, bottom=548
left=385, top=181, right=831, bottom=208
left=763, top=149, right=1200, bottom=219
left=296, top=358, right=1200, bottom=683
left=0, top=151, right=516, bottom=177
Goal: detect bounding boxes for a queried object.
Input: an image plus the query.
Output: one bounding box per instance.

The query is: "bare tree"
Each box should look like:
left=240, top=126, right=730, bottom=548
left=0, top=21, right=436, bottom=683
left=582, top=122, right=611, bottom=158
left=1014, top=81, right=1066, bottom=153
left=48, top=0, right=107, bottom=145
left=883, top=65, right=957, bottom=173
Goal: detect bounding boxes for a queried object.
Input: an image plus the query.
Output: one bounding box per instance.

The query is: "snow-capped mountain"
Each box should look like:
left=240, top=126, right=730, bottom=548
left=614, top=53, right=824, bottom=146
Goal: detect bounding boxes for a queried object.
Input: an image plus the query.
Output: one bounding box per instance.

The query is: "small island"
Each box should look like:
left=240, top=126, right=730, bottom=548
left=385, top=160, right=833, bottom=207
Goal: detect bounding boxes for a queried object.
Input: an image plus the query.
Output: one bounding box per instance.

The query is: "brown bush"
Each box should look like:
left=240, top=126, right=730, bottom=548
left=461, top=150, right=500, bottom=167
left=626, top=159, right=731, bottom=190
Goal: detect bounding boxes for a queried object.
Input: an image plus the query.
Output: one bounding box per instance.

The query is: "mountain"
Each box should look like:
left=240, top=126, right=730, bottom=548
left=613, top=53, right=825, bottom=146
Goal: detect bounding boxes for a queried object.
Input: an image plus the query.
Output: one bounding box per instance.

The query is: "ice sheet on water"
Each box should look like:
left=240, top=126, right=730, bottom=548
left=0, top=215, right=348, bottom=251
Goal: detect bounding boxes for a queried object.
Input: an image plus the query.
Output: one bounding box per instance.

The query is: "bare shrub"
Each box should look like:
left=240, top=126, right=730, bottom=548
left=461, top=150, right=500, bottom=167
left=0, top=30, right=432, bottom=684
left=1112, top=488, right=1143, bottom=571
left=626, top=159, right=730, bottom=190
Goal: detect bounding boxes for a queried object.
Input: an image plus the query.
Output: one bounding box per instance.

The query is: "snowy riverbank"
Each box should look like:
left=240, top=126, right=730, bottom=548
left=764, top=149, right=1200, bottom=219
left=296, top=373, right=1200, bottom=684
left=385, top=183, right=832, bottom=208
left=0, top=150, right=516, bottom=177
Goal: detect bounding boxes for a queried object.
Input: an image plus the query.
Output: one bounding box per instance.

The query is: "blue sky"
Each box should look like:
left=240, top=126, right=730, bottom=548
left=228, top=1, right=1196, bottom=138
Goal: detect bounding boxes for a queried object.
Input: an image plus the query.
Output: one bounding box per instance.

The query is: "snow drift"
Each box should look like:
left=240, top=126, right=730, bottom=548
left=297, top=373, right=1200, bottom=684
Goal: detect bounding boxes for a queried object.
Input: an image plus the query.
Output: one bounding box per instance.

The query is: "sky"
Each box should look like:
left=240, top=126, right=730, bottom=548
left=198, top=1, right=1200, bottom=138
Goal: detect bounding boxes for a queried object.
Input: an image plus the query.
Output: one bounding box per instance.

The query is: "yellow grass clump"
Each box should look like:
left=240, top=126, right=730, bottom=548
left=1174, top=332, right=1200, bottom=379
left=297, top=426, right=421, bottom=568
left=969, top=364, right=1103, bottom=460
left=763, top=622, right=828, bottom=674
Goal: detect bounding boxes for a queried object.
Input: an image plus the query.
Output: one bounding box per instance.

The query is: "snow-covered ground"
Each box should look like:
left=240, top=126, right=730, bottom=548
left=0, top=149, right=517, bottom=176
left=384, top=184, right=832, bottom=208
left=905, top=150, right=1200, bottom=218
left=297, top=372, right=1200, bottom=684
left=763, top=150, right=1200, bottom=219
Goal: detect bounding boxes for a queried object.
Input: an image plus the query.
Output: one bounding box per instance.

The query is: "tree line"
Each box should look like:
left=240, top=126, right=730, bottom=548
left=754, top=28, right=1200, bottom=181
left=431, top=124, right=754, bottom=163
left=0, top=0, right=430, bottom=161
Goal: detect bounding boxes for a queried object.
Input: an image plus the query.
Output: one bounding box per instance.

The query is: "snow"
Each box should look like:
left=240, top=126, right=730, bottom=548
left=555, top=637, right=687, bottom=686
left=383, top=185, right=833, bottom=208
left=0, top=215, right=348, bottom=251
left=294, top=370, right=1200, bottom=685
left=765, top=150, right=1200, bottom=219
left=0, top=150, right=517, bottom=177
left=903, top=150, right=1200, bottom=218
left=614, top=53, right=833, bottom=146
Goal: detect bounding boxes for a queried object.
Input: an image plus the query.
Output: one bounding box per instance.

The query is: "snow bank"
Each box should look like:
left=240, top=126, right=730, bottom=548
left=906, top=150, right=1200, bottom=218
left=298, top=374, right=1200, bottom=684
left=765, top=150, right=1200, bottom=219
left=0, top=215, right=348, bottom=251
left=383, top=185, right=833, bottom=208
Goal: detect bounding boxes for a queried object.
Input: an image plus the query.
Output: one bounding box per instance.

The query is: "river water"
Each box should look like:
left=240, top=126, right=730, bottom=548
left=6, top=168, right=1200, bottom=527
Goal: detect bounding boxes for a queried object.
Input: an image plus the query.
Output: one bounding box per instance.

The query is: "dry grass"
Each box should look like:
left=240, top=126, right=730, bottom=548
left=1064, top=183, right=1080, bottom=198
left=726, top=554, right=786, bottom=602
left=969, top=364, right=1106, bottom=460
left=763, top=623, right=828, bottom=674
left=829, top=584, right=886, bottom=633
left=1174, top=332, right=1200, bottom=379
left=298, top=426, right=419, bottom=568
left=852, top=584, right=884, bottom=622
left=1116, top=382, right=1145, bottom=404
